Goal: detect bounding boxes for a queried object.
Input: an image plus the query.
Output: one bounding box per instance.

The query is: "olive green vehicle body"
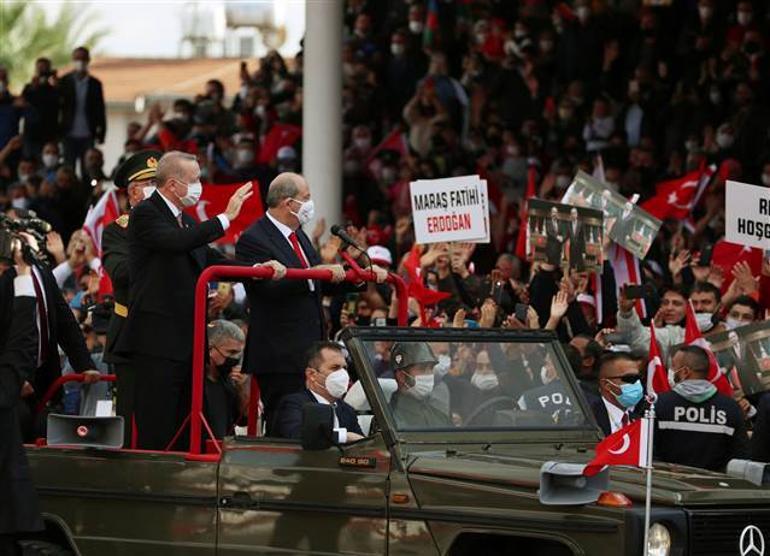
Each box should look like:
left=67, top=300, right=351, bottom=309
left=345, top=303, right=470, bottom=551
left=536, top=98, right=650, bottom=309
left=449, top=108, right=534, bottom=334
left=24, top=328, right=770, bottom=555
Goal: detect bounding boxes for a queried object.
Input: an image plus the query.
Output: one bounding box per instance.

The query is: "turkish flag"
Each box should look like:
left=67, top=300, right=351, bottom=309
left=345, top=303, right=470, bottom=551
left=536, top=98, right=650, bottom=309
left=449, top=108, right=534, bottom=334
left=184, top=182, right=264, bottom=244
left=583, top=418, right=651, bottom=477
left=647, top=324, right=670, bottom=398
left=366, top=126, right=409, bottom=177
left=640, top=167, right=713, bottom=220
left=711, top=240, right=763, bottom=293
left=82, top=188, right=120, bottom=297
left=684, top=301, right=734, bottom=397
left=258, top=123, right=302, bottom=164
left=402, top=244, right=450, bottom=325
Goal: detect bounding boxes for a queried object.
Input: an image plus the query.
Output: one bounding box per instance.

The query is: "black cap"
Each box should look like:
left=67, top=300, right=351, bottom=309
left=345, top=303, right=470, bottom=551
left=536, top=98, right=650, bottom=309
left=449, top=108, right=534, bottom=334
left=113, top=150, right=162, bottom=189
left=390, top=342, right=437, bottom=371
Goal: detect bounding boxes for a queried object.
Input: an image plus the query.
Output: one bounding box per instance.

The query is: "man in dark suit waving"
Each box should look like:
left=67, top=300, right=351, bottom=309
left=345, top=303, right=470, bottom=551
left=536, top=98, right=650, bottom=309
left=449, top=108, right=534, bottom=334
left=236, top=172, right=387, bottom=432
left=273, top=341, right=363, bottom=442
left=127, top=151, right=284, bottom=450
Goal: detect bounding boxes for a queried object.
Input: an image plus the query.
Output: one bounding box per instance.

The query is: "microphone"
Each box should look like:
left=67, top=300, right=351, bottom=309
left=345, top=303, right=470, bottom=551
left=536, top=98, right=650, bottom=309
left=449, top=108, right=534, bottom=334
left=330, top=224, right=365, bottom=252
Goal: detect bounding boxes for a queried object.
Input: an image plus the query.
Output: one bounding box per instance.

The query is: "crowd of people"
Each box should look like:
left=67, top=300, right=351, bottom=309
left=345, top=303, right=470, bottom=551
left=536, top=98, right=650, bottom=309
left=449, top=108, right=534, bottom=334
left=1, top=0, right=770, bottom=506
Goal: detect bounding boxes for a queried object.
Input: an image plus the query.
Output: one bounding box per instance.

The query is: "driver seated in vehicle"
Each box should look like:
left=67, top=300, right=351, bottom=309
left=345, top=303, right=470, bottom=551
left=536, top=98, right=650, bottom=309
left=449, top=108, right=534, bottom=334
left=272, top=341, right=364, bottom=443
left=390, top=342, right=453, bottom=429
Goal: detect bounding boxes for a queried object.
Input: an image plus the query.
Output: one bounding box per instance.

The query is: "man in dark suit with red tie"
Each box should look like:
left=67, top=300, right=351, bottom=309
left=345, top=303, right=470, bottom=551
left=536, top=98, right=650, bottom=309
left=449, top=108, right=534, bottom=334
left=127, top=151, right=284, bottom=450
left=236, top=172, right=387, bottom=432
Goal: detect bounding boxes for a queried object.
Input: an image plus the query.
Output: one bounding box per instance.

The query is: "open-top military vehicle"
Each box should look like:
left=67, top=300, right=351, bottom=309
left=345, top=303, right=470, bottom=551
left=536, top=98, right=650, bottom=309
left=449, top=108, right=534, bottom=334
left=21, top=265, right=770, bottom=555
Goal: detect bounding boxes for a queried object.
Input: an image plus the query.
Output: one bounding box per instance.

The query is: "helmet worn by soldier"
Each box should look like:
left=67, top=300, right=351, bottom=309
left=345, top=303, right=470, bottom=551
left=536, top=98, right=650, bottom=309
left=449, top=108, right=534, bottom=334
left=391, top=342, right=438, bottom=371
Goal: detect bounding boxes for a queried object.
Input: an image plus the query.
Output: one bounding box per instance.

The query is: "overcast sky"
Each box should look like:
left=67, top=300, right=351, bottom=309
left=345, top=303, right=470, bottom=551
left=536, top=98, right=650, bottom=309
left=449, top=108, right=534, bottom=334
left=35, top=0, right=306, bottom=58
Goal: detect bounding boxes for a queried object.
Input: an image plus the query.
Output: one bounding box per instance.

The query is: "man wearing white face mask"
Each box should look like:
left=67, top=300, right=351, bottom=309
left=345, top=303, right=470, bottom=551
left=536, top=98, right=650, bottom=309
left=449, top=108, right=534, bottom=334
left=390, top=342, right=452, bottom=428
left=127, top=151, right=285, bottom=450
left=272, top=341, right=363, bottom=442
left=236, top=172, right=385, bottom=433
left=60, top=46, right=106, bottom=172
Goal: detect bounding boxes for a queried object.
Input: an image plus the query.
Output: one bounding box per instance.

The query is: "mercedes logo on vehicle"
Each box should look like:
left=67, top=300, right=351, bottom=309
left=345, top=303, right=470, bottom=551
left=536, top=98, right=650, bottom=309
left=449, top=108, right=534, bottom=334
left=740, top=525, right=766, bottom=556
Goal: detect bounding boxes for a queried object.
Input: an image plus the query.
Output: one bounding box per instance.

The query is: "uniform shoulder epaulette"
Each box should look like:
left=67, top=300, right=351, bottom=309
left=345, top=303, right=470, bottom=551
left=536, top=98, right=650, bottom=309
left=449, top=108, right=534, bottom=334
left=115, top=214, right=129, bottom=228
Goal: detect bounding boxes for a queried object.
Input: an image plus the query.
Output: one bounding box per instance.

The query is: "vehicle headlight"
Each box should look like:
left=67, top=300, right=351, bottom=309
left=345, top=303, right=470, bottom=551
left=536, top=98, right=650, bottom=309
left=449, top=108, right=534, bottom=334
left=647, top=522, right=671, bottom=556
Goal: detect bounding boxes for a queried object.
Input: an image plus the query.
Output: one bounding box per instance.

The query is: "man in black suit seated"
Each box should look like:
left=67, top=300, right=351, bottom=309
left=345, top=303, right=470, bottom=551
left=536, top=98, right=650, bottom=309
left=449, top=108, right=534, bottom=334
left=272, top=341, right=363, bottom=443
left=127, top=150, right=285, bottom=450
left=588, top=352, right=644, bottom=436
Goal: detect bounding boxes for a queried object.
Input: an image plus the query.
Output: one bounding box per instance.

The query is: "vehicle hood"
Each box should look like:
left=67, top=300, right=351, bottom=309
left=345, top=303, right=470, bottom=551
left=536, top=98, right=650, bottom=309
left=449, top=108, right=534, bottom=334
left=406, top=446, right=770, bottom=506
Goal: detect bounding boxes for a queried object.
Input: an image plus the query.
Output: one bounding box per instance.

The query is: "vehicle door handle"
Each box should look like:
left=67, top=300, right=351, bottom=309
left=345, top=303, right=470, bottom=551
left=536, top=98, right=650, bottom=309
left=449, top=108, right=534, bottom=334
left=221, top=491, right=255, bottom=509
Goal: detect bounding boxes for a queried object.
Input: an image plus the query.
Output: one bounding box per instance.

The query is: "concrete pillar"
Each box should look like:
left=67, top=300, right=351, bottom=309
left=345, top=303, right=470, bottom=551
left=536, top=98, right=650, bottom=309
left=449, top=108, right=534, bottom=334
left=303, top=0, right=342, bottom=233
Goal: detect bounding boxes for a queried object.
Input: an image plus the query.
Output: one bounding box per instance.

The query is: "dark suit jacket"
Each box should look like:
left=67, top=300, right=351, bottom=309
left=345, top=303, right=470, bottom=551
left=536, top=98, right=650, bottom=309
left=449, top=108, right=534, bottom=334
left=587, top=393, right=646, bottom=437
left=102, top=218, right=130, bottom=364
left=272, top=388, right=363, bottom=440
left=59, top=72, right=106, bottom=142
left=544, top=218, right=565, bottom=266
left=567, top=220, right=586, bottom=269
left=126, top=191, right=230, bottom=362
left=235, top=216, right=325, bottom=376
left=0, top=265, right=95, bottom=396
left=0, top=293, right=43, bottom=534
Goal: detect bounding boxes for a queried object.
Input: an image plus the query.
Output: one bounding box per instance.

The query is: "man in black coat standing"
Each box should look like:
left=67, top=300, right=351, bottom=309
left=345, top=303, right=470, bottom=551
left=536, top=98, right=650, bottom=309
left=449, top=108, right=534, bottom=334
left=58, top=46, right=106, bottom=172
left=0, top=245, right=43, bottom=553
left=127, top=150, right=284, bottom=450
left=103, top=149, right=161, bottom=444
left=236, top=172, right=386, bottom=432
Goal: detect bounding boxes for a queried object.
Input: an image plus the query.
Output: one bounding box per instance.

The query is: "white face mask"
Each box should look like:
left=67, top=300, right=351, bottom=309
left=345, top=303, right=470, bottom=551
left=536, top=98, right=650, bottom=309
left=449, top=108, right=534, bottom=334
left=17, top=173, right=31, bottom=183
left=236, top=149, right=254, bottom=165
left=179, top=180, right=202, bottom=208
left=695, top=312, right=715, bottom=332
left=541, top=366, right=554, bottom=385
left=143, top=185, right=157, bottom=200
left=433, top=354, right=451, bottom=378
left=73, top=60, right=88, bottom=72
left=42, top=153, right=58, bottom=168
left=725, top=317, right=746, bottom=330
left=409, top=21, right=423, bottom=34
left=698, top=6, right=713, bottom=20
left=576, top=6, right=590, bottom=22
left=11, top=197, right=28, bottom=209
left=391, top=43, right=405, bottom=56
left=324, top=369, right=350, bottom=400
left=737, top=11, right=752, bottom=26
left=405, top=374, right=434, bottom=399
left=290, top=198, right=315, bottom=226
left=471, top=372, right=499, bottom=391
left=354, top=137, right=371, bottom=151
left=716, top=132, right=734, bottom=149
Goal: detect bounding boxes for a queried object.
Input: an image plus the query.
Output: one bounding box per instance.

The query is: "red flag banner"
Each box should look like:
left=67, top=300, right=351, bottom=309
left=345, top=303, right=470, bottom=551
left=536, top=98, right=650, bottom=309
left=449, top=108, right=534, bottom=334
left=258, top=123, right=302, bottom=164
left=584, top=418, right=651, bottom=477
left=640, top=167, right=714, bottom=221
left=711, top=240, right=763, bottom=294
left=185, top=182, right=264, bottom=244
left=647, top=324, right=670, bottom=398
left=684, top=301, right=734, bottom=397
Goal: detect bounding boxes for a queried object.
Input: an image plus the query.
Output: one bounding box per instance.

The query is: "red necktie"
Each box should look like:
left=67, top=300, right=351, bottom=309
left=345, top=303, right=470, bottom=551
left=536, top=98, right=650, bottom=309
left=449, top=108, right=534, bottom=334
left=288, top=232, right=308, bottom=268
left=30, top=270, right=50, bottom=363
left=621, top=413, right=630, bottom=427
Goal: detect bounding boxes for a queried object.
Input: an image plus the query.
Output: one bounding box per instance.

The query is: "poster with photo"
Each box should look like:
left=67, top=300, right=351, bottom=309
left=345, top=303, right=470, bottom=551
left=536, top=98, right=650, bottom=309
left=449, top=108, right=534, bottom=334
left=562, top=171, right=661, bottom=259
left=701, top=321, right=770, bottom=397
left=527, top=199, right=604, bottom=272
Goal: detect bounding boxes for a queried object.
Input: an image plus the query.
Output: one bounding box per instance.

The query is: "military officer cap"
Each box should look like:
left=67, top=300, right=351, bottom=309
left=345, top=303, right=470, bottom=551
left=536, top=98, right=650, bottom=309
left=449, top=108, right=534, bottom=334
left=113, top=149, right=163, bottom=188
left=391, top=342, right=438, bottom=371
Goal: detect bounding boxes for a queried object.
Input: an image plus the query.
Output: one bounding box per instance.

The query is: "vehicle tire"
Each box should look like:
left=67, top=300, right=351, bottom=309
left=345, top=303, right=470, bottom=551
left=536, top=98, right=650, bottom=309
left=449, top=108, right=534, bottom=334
left=19, top=540, right=74, bottom=556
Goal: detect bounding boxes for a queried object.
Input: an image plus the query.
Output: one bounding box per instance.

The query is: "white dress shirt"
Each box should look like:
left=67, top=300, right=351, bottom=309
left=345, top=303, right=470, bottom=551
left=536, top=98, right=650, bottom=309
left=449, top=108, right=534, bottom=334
left=602, top=397, right=631, bottom=434
left=266, top=211, right=314, bottom=291
left=309, top=389, right=346, bottom=443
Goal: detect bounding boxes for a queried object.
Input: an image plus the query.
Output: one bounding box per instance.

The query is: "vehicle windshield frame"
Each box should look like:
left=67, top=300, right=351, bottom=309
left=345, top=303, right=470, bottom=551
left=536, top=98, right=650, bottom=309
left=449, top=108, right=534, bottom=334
left=341, top=327, right=601, bottom=447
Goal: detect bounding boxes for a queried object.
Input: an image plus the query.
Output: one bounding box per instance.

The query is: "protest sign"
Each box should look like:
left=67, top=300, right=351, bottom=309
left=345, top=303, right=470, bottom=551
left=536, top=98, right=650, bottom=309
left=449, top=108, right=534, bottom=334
left=562, top=171, right=660, bottom=259
left=410, top=175, right=489, bottom=244
left=725, top=180, right=770, bottom=250
left=699, top=321, right=770, bottom=397
left=527, top=199, right=603, bottom=272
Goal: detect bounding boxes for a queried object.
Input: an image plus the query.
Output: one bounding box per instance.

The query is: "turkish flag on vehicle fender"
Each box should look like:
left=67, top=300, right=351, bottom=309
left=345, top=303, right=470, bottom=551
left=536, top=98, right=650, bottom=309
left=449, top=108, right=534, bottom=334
left=184, top=182, right=264, bottom=244
left=583, top=419, right=651, bottom=477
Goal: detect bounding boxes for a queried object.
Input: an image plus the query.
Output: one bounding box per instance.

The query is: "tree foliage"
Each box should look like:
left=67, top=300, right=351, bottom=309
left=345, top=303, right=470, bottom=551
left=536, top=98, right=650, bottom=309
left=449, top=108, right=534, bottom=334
left=0, top=1, right=106, bottom=90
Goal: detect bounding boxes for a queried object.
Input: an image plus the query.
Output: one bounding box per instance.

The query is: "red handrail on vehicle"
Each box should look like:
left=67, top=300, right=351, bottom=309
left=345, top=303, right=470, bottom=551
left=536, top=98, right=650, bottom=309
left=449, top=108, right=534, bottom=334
left=35, top=373, right=117, bottom=414
left=187, top=264, right=408, bottom=457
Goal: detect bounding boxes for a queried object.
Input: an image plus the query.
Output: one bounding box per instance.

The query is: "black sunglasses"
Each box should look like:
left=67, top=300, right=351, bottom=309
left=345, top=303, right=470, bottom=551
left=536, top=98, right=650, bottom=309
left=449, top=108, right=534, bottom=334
left=606, top=374, right=641, bottom=384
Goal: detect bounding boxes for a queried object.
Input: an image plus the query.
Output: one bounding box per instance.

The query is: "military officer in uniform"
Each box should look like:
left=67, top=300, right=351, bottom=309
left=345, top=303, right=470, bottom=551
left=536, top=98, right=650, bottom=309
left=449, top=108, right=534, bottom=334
left=103, top=150, right=162, bottom=443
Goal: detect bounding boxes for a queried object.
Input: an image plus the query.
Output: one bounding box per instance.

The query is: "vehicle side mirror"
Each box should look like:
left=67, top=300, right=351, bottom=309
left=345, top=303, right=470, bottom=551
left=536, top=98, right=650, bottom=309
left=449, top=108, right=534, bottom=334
left=726, top=459, right=770, bottom=486
left=301, top=403, right=335, bottom=451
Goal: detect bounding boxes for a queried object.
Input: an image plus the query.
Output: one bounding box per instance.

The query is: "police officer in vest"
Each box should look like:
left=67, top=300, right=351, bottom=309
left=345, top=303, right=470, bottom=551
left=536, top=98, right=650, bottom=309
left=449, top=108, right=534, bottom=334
left=655, top=345, right=749, bottom=471
left=103, top=150, right=162, bottom=442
